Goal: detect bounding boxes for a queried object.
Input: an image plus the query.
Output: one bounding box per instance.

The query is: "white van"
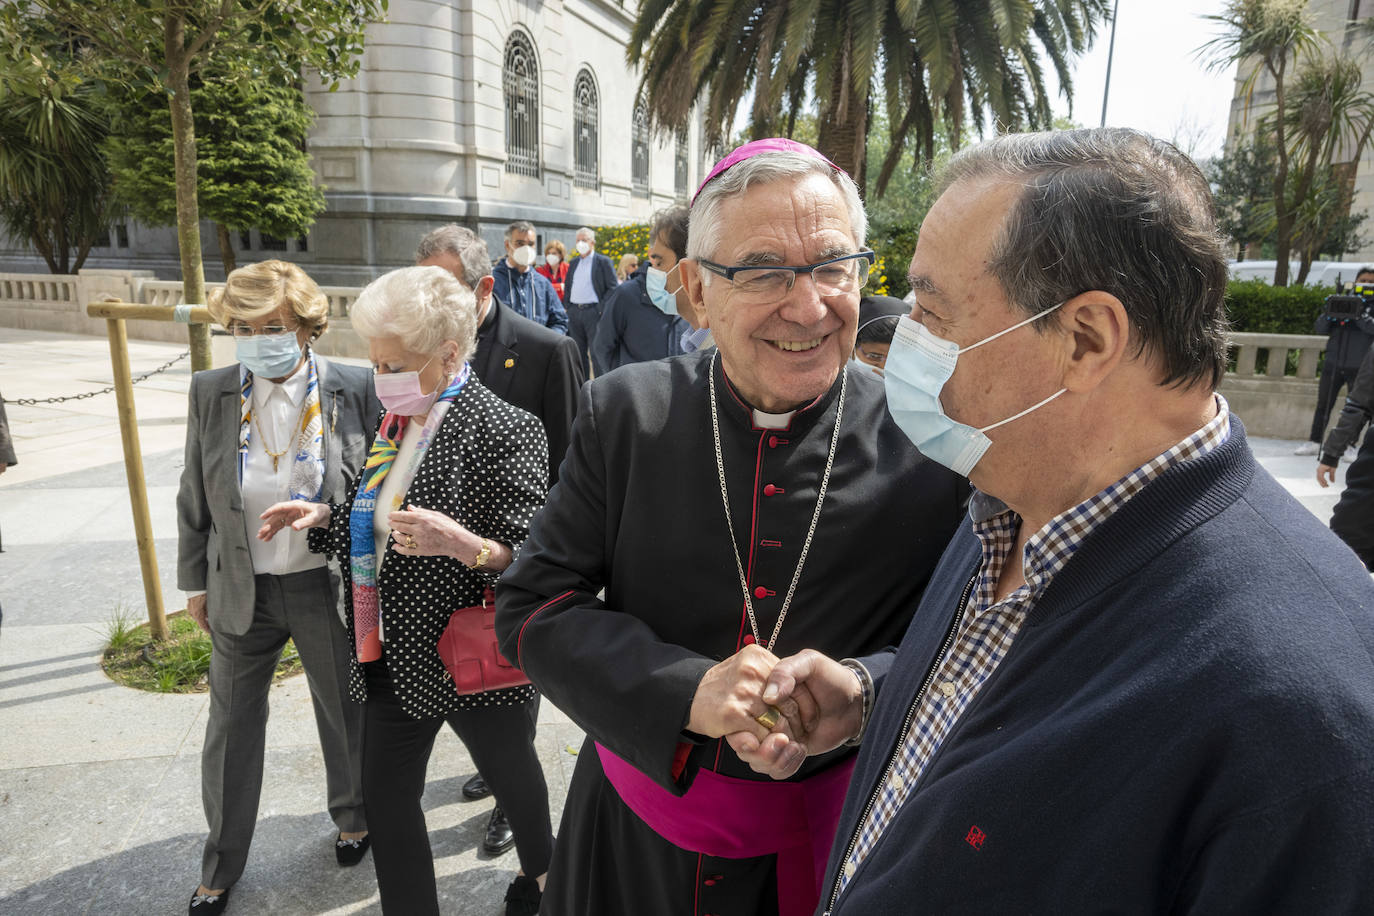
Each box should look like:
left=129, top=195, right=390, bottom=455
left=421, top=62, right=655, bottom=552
left=1228, top=260, right=1370, bottom=287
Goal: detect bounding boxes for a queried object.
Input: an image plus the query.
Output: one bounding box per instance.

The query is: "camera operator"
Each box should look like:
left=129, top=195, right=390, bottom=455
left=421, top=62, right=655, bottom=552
left=1296, top=267, right=1374, bottom=454
left=1316, top=336, right=1374, bottom=568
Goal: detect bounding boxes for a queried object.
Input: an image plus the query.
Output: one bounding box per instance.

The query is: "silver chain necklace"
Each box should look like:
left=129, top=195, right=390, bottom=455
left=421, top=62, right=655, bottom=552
left=708, top=350, right=847, bottom=652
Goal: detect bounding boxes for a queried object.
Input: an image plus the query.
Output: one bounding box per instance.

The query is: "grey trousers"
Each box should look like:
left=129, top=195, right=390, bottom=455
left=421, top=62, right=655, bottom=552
left=200, top=567, right=365, bottom=889
left=567, top=302, right=602, bottom=377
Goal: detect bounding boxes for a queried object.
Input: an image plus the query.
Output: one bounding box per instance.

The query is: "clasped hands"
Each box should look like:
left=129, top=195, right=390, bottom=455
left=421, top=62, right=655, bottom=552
left=686, top=644, right=864, bottom=780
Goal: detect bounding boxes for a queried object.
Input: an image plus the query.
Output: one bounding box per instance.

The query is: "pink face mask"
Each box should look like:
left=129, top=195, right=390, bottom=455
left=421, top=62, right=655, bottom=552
left=374, top=358, right=439, bottom=416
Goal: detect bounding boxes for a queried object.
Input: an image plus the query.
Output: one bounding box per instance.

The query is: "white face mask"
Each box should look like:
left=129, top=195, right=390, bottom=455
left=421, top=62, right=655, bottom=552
left=511, top=244, right=536, bottom=268
left=545, top=252, right=561, bottom=267
left=575, top=240, right=592, bottom=257
left=849, top=357, right=883, bottom=379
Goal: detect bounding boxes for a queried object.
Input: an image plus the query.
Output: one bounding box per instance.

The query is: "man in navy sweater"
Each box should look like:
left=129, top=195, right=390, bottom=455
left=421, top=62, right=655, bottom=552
left=734, top=128, right=1374, bottom=912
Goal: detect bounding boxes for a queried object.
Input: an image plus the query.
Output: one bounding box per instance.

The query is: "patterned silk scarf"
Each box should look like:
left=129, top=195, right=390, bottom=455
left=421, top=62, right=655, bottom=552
left=348, top=365, right=471, bottom=662
left=237, top=352, right=325, bottom=500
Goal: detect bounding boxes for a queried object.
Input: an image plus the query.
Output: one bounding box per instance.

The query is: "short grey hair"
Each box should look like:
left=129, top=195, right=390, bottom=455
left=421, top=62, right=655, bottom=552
left=940, top=127, right=1229, bottom=390
left=350, top=266, right=477, bottom=364
left=415, top=223, right=491, bottom=291
left=576, top=226, right=595, bottom=242
left=687, top=151, right=866, bottom=262
left=505, top=220, right=535, bottom=240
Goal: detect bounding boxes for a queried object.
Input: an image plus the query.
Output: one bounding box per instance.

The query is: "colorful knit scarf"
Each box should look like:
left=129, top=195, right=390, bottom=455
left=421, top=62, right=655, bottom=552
left=348, top=365, right=470, bottom=662
left=237, top=353, right=324, bottom=500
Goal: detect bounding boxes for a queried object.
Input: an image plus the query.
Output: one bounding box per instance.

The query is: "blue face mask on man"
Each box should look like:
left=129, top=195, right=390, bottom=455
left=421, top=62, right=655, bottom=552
left=646, top=265, right=681, bottom=316
left=237, top=331, right=303, bottom=379
left=884, top=303, right=1066, bottom=477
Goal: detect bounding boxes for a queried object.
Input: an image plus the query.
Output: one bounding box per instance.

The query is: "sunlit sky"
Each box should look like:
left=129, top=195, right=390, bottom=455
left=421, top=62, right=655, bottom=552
left=1049, top=0, right=1238, bottom=160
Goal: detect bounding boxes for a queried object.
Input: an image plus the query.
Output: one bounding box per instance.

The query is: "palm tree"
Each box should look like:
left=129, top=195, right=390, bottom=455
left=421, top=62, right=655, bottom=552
left=627, top=0, right=1109, bottom=194
left=0, top=53, right=115, bottom=274
left=1204, top=0, right=1320, bottom=286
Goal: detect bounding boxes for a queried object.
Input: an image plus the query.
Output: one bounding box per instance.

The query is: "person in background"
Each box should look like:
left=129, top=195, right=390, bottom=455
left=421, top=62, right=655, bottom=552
left=1295, top=266, right=1374, bottom=455
left=492, top=221, right=569, bottom=335
left=563, top=227, right=620, bottom=375
left=743, top=127, right=1374, bottom=915
left=536, top=240, right=569, bottom=303
left=176, top=260, right=375, bottom=915
left=850, top=295, right=907, bottom=377
left=0, top=388, right=13, bottom=619
left=259, top=266, right=553, bottom=916
left=1316, top=337, right=1374, bottom=568
left=616, top=253, right=639, bottom=283
left=590, top=207, right=690, bottom=375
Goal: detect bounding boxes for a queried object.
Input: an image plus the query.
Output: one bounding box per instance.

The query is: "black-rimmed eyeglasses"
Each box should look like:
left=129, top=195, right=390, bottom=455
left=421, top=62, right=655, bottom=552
left=696, top=251, right=876, bottom=303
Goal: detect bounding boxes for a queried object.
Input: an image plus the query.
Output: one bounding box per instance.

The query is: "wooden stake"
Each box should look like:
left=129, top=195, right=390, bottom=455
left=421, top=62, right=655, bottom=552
left=105, top=317, right=169, bottom=641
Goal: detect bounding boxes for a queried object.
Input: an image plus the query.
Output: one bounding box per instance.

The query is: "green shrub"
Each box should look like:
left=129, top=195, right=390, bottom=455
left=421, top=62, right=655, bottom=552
left=1224, top=280, right=1331, bottom=334
left=586, top=223, right=653, bottom=266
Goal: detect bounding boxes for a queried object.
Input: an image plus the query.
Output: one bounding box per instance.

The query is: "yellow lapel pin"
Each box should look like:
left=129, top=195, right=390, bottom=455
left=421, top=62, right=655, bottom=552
left=504, top=358, right=515, bottom=368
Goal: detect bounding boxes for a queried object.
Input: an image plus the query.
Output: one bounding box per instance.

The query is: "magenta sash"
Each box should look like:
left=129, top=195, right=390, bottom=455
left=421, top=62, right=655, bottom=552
left=595, top=742, right=855, bottom=916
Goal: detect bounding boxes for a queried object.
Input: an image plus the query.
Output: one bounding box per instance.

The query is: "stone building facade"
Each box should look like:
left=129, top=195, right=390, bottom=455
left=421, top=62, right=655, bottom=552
left=0, top=0, right=707, bottom=286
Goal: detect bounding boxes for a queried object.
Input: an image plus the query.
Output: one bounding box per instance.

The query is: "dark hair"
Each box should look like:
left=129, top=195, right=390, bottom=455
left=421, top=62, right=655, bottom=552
left=856, top=315, right=899, bottom=348
left=940, top=128, right=1230, bottom=390
left=651, top=206, right=690, bottom=259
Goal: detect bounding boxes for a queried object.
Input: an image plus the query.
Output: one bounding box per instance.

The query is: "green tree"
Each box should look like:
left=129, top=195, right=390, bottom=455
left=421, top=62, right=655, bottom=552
left=106, top=76, right=326, bottom=276
left=0, top=37, right=117, bottom=273
left=627, top=0, right=1108, bottom=193
left=1208, top=135, right=1278, bottom=259
left=0, top=0, right=386, bottom=371
left=1204, top=0, right=1321, bottom=286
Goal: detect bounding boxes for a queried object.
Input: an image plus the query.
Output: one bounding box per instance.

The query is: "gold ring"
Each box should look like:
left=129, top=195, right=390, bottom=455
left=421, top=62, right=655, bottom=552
left=405, top=534, right=417, bottom=549
left=754, top=704, right=783, bottom=730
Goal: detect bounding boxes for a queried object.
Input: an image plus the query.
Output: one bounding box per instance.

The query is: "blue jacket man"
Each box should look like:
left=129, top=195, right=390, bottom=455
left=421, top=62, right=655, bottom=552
left=492, top=220, right=569, bottom=334
left=738, top=129, right=1374, bottom=915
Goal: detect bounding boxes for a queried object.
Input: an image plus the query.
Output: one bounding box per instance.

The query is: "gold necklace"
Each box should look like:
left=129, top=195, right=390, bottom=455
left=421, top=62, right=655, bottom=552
left=252, top=394, right=309, bottom=473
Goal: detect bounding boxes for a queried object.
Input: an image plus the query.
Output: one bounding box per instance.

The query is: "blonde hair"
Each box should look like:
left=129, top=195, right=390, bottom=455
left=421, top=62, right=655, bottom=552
left=617, top=252, right=638, bottom=282
left=349, top=266, right=478, bottom=364
left=207, top=259, right=329, bottom=338
left=545, top=239, right=567, bottom=258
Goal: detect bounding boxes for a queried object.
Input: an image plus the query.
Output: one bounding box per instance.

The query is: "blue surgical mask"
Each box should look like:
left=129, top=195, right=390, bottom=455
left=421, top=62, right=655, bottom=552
left=646, top=266, right=680, bottom=316
left=237, top=331, right=303, bottom=379
left=884, top=305, right=1066, bottom=477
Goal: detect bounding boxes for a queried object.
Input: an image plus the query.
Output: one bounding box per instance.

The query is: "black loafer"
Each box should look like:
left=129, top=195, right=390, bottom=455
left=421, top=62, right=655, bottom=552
left=188, top=887, right=230, bottom=914
left=336, top=832, right=371, bottom=866
left=482, top=805, right=516, bottom=856
left=462, top=773, right=492, bottom=800
left=504, top=874, right=542, bottom=916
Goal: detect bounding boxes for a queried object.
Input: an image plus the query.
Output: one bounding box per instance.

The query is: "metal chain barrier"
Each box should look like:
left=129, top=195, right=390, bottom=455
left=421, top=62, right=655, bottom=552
left=3, top=349, right=191, bottom=406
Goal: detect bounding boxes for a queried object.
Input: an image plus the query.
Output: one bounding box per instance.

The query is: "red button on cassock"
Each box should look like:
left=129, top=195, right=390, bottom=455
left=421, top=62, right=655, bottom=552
left=754, top=586, right=768, bottom=599
left=763, top=484, right=778, bottom=496
left=768, top=435, right=779, bottom=448
left=741, top=635, right=755, bottom=646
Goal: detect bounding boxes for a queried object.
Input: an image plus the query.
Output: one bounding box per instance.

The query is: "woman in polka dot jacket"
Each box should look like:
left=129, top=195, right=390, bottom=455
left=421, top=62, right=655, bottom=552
left=261, top=266, right=552, bottom=916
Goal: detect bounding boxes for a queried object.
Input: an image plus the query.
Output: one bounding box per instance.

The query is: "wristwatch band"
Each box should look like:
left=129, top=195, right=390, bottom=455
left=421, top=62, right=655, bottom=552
left=472, top=539, right=492, bottom=568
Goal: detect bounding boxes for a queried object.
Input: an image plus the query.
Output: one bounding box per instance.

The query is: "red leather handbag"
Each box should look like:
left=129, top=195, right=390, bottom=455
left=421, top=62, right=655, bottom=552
left=437, top=587, right=531, bottom=695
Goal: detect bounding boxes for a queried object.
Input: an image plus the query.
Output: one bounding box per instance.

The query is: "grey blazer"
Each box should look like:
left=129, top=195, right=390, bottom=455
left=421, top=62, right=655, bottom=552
left=176, top=356, right=379, bottom=636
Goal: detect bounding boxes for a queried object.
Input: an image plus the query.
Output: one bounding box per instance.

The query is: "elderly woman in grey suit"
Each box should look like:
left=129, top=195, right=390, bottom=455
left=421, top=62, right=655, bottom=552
left=259, top=266, right=554, bottom=916
left=176, top=260, right=378, bottom=915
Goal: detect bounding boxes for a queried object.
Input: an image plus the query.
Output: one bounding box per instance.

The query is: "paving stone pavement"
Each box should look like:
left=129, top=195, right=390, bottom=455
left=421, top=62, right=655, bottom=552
left=0, top=327, right=1358, bottom=915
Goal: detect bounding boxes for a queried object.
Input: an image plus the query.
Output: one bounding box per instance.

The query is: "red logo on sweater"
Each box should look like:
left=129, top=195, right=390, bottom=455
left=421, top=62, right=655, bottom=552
left=965, top=825, right=986, bottom=850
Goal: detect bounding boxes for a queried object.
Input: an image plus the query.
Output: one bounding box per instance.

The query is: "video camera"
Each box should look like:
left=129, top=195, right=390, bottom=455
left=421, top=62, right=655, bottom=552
left=1323, top=281, right=1374, bottom=317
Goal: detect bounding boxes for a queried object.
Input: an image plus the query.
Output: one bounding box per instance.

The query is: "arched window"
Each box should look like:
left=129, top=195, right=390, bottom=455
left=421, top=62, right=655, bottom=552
left=573, top=69, right=599, bottom=189
left=503, top=30, right=540, bottom=177
left=674, top=129, right=690, bottom=199
left=632, top=102, right=650, bottom=195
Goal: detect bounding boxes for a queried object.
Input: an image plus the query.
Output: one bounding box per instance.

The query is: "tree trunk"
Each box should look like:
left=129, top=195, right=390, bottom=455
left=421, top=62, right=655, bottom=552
left=1271, top=57, right=1292, bottom=287
left=215, top=223, right=237, bottom=275
left=815, top=37, right=869, bottom=197
left=165, top=14, right=212, bottom=372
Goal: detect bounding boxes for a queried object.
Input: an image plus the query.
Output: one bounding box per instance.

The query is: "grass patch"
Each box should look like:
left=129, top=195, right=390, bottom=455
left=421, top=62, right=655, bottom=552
left=102, top=610, right=303, bottom=693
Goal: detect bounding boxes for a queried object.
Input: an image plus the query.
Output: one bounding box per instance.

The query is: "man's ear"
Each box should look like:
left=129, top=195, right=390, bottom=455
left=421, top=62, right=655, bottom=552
left=1059, top=292, right=1130, bottom=393
left=678, top=260, right=711, bottom=329
left=476, top=276, right=495, bottom=301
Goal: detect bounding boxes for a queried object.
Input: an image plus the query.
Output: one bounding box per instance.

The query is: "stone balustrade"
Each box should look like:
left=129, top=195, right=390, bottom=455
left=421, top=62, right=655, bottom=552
left=0, top=268, right=1338, bottom=438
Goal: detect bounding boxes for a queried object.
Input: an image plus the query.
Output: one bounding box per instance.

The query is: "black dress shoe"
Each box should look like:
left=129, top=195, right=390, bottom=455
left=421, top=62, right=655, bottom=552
left=335, top=832, right=371, bottom=866
left=482, top=805, right=516, bottom=856
left=503, top=874, right=542, bottom=916
left=188, top=887, right=230, bottom=914
left=462, top=773, right=492, bottom=800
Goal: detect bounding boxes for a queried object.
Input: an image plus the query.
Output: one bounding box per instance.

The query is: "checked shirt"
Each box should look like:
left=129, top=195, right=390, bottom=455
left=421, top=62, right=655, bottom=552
left=836, top=396, right=1232, bottom=896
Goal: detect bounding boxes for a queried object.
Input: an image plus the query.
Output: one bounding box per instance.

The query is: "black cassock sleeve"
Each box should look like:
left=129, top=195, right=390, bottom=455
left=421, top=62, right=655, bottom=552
left=496, top=381, right=714, bottom=793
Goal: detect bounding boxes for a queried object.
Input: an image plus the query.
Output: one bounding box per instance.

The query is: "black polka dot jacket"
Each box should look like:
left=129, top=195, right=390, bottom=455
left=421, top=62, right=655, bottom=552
left=310, top=376, right=549, bottom=719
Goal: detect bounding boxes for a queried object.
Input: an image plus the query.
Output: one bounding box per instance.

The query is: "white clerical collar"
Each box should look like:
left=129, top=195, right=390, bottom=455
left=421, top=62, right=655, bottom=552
left=751, top=408, right=797, bottom=429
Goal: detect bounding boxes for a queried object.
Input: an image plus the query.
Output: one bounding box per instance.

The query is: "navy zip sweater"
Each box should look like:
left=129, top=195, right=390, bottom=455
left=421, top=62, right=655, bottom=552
left=822, top=420, right=1374, bottom=915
